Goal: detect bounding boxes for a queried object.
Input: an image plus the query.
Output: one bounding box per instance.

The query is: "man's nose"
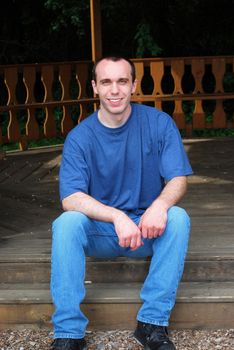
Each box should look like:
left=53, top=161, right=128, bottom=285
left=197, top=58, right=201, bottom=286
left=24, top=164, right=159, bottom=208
left=110, top=82, right=119, bottom=94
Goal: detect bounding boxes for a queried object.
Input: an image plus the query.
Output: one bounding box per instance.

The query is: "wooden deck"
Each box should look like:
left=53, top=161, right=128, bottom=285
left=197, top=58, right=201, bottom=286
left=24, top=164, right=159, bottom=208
left=0, top=137, right=233, bottom=260
left=0, top=137, right=234, bottom=329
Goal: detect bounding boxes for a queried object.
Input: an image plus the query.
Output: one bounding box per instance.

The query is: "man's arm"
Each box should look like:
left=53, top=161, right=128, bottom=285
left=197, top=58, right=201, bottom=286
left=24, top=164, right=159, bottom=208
left=139, top=176, right=188, bottom=238
left=62, top=192, right=143, bottom=250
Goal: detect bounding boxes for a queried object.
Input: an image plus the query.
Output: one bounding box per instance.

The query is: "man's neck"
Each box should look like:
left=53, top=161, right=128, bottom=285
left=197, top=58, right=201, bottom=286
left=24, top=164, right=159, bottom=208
left=98, top=105, right=132, bottom=128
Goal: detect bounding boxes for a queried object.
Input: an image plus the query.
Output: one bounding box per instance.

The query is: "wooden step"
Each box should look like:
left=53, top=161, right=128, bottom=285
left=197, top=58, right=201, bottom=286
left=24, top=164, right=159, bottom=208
left=0, top=255, right=233, bottom=284
left=0, top=282, right=233, bottom=330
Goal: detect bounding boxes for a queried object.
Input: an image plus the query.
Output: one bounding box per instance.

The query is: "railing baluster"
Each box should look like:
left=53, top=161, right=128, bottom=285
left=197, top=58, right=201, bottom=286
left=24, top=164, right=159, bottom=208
left=134, top=62, right=144, bottom=97
left=212, top=58, right=226, bottom=93
left=59, top=64, right=74, bottom=135
left=171, top=59, right=184, bottom=94
left=191, top=59, right=206, bottom=129
left=212, top=58, right=226, bottom=128
left=193, top=100, right=205, bottom=129
left=213, top=100, right=226, bottom=128
left=76, top=62, right=90, bottom=123
left=150, top=61, right=164, bottom=95
left=23, top=66, right=40, bottom=141
left=4, top=67, right=21, bottom=143
left=0, top=73, right=8, bottom=145
left=192, top=58, right=205, bottom=94
left=150, top=61, right=163, bottom=109
left=171, top=60, right=185, bottom=129
left=41, top=65, right=57, bottom=138
left=173, top=100, right=185, bottom=129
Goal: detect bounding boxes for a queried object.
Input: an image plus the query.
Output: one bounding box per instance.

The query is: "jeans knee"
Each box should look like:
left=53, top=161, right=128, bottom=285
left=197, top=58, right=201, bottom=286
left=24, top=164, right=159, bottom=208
left=167, top=206, right=190, bottom=240
left=52, top=211, right=90, bottom=246
left=168, top=206, right=190, bottom=225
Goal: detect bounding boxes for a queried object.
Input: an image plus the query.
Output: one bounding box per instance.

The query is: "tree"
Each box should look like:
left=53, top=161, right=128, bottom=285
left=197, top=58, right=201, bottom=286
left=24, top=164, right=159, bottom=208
left=0, top=0, right=233, bottom=64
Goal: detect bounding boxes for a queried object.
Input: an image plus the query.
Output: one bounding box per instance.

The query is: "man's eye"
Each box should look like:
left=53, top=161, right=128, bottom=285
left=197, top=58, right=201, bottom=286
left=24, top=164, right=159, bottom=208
left=101, top=81, right=111, bottom=86
left=119, top=79, right=128, bottom=85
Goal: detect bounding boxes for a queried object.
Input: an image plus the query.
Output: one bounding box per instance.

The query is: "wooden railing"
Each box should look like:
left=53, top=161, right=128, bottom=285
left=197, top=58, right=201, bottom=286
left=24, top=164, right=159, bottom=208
left=0, top=56, right=234, bottom=150
left=132, top=56, right=234, bottom=136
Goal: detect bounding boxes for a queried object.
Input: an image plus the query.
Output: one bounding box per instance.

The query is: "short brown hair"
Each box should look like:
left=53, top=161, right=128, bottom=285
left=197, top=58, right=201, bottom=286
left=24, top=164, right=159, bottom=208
left=92, top=56, right=136, bottom=82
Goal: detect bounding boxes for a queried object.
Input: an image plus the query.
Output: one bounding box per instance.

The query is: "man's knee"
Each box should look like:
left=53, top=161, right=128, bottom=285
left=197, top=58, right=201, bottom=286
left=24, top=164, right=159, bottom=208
left=168, top=206, right=190, bottom=225
left=52, top=211, right=90, bottom=244
left=167, top=206, right=190, bottom=241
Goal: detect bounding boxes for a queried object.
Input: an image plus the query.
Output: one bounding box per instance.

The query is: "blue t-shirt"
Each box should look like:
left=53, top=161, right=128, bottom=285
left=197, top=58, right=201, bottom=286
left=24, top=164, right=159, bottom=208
left=59, top=103, right=193, bottom=214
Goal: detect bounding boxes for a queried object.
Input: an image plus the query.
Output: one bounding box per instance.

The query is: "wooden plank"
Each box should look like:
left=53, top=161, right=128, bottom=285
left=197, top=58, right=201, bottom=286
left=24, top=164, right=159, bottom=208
left=0, top=302, right=233, bottom=330
left=0, top=282, right=234, bottom=304
left=1, top=257, right=234, bottom=284
left=0, top=282, right=234, bottom=329
left=0, top=303, right=232, bottom=330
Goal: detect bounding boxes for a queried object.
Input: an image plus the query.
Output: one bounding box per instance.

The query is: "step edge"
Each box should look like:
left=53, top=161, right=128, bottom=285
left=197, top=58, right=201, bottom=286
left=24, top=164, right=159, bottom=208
left=0, top=255, right=234, bottom=263
left=0, top=282, right=234, bottom=304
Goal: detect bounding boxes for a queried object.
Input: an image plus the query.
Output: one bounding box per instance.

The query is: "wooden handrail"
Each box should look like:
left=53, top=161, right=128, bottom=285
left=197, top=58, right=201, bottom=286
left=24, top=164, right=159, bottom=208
left=0, top=98, right=99, bottom=112
left=0, top=56, right=234, bottom=150
left=133, top=92, right=234, bottom=102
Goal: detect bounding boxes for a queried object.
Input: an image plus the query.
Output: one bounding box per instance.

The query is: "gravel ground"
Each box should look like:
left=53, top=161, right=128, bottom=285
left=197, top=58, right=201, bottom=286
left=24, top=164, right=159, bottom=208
left=0, top=329, right=233, bottom=350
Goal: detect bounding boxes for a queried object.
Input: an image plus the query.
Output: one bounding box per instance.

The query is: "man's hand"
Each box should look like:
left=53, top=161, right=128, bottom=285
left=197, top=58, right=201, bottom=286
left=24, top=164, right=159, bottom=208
left=138, top=176, right=188, bottom=239
left=113, top=212, right=143, bottom=251
left=138, top=200, right=168, bottom=239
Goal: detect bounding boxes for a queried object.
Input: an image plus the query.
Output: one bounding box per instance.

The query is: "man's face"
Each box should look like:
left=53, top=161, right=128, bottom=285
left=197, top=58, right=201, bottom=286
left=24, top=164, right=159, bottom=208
left=92, top=59, right=137, bottom=118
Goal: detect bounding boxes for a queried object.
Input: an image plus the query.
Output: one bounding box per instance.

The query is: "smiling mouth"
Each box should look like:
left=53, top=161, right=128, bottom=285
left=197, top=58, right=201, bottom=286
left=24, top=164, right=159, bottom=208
left=108, top=98, right=122, bottom=103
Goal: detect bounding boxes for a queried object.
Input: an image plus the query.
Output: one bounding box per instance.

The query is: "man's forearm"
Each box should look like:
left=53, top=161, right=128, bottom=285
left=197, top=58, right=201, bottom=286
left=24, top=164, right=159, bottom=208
left=62, top=191, right=143, bottom=250
left=151, top=176, right=188, bottom=211
left=62, top=191, right=122, bottom=223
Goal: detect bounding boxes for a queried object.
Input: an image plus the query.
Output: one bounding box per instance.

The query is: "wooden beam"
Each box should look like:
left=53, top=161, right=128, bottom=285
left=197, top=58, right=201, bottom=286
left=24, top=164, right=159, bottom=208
left=90, top=0, right=103, bottom=62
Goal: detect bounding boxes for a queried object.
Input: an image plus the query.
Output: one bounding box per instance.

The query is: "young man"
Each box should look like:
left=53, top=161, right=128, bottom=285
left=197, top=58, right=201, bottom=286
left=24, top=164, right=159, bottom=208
left=50, top=56, right=193, bottom=350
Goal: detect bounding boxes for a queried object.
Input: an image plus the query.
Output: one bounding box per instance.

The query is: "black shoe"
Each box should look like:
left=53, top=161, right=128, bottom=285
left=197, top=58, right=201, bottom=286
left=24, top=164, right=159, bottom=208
left=134, top=321, right=176, bottom=350
left=50, top=338, right=87, bottom=350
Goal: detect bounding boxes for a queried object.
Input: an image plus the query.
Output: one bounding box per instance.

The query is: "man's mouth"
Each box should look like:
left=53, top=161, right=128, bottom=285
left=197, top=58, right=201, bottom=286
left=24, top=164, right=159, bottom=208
left=108, top=98, right=122, bottom=103
left=107, top=98, right=123, bottom=106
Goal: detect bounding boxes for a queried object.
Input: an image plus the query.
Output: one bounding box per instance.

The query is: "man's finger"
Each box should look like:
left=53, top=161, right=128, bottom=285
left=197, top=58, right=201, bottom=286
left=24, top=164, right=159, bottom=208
left=141, top=226, right=148, bottom=238
left=124, top=239, right=131, bottom=247
left=130, top=237, right=136, bottom=248
left=131, top=235, right=143, bottom=251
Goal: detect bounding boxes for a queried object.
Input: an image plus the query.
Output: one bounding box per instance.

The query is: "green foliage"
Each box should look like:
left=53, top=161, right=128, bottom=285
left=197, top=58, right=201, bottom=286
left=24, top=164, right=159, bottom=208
left=28, top=136, right=65, bottom=148
left=193, top=129, right=234, bottom=137
left=223, top=72, right=234, bottom=93
left=182, top=101, right=195, bottom=123
left=44, top=0, right=87, bottom=35
left=134, top=21, right=162, bottom=58
left=0, top=0, right=234, bottom=63
left=0, top=142, right=20, bottom=152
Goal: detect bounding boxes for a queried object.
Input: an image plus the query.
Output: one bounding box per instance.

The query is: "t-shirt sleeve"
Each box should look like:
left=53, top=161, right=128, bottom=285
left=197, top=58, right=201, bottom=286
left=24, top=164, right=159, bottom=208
left=158, top=115, right=193, bottom=181
left=59, top=134, right=90, bottom=201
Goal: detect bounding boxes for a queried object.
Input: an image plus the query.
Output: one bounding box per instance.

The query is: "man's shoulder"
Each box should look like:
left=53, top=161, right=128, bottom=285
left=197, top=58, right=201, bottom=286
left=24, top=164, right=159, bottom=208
left=67, top=112, right=96, bottom=138
left=133, top=103, right=172, bottom=124
left=63, top=112, right=97, bottom=153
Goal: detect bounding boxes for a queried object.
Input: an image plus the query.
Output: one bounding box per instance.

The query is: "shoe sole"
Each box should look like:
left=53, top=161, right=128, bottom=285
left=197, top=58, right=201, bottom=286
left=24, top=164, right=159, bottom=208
left=133, top=334, right=145, bottom=347
left=133, top=336, right=153, bottom=350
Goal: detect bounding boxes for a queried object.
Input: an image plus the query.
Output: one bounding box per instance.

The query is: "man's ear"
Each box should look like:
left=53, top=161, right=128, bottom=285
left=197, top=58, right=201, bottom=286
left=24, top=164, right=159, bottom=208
left=91, top=80, right=98, bottom=95
left=131, top=79, right=138, bottom=95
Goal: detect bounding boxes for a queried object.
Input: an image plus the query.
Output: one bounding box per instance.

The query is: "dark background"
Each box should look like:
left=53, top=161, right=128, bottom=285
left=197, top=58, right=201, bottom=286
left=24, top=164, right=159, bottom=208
left=0, top=0, right=234, bottom=65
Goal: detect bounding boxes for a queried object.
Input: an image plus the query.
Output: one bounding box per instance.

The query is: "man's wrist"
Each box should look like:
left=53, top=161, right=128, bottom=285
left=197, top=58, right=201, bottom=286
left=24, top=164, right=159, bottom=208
left=110, top=208, right=126, bottom=224
left=151, top=197, right=170, bottom=211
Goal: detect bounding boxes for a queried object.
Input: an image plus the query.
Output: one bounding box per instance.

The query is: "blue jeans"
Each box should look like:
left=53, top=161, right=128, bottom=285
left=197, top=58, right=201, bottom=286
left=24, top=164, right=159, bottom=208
left=51, top=206, right=190, bottom=339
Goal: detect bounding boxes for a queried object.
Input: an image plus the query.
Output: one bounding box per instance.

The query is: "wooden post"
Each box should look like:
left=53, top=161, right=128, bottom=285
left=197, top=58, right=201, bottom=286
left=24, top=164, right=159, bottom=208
left=90, top=0, right=103, bottom=62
